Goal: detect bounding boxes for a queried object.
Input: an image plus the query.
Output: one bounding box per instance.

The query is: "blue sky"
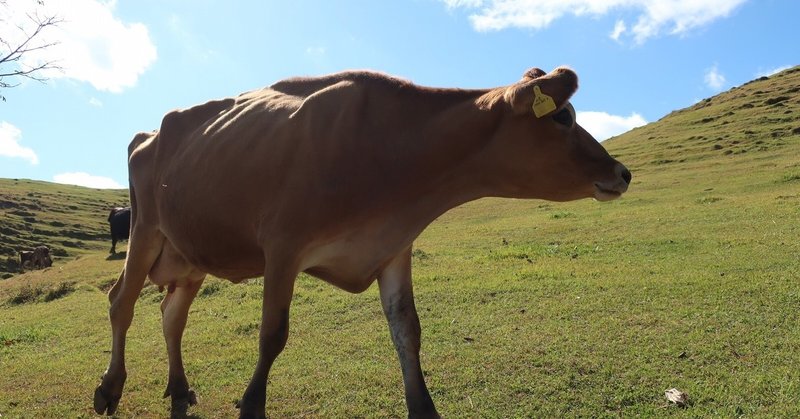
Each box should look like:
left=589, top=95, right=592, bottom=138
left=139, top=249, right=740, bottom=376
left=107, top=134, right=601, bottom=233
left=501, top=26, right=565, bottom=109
left=0, top=0, right=797, bottom=188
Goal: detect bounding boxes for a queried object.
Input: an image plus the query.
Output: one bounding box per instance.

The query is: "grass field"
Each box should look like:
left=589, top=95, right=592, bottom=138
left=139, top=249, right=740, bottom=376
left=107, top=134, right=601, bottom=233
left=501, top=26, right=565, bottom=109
left=0, top=67, right=798, bottom=418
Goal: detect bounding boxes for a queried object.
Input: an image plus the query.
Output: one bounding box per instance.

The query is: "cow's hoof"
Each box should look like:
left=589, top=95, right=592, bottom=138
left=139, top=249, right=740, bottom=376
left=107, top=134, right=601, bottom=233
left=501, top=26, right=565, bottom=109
left=235, top=399, right=266, bottom=419
left=93, top=385, right=120, bottom=415
left=237, top=410, right=268, bottom=419
left=169, top=389, right=198, bottom=418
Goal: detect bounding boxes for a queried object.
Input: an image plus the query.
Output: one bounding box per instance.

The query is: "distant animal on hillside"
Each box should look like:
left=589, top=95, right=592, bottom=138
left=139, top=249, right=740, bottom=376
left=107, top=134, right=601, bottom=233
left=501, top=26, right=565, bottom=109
left=94, top=67, right=631, bottom=418
left=107, top=207, right=131, bottom=254
left=19, top=250, right=33, bottom=270
left=19, top=246, right=52, bottom=271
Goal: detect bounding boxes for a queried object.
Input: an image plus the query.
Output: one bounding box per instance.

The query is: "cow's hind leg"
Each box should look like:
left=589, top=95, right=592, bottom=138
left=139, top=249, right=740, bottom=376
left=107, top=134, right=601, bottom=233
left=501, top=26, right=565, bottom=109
left=161, top=277, right=204, bottom=417
left=237, top=260, right=297, bottom=419
left=378, top=248, right=440, bottom=419
left=94, top=227, right=165, bottom=415
left=145, top=238, right=208, bottom=416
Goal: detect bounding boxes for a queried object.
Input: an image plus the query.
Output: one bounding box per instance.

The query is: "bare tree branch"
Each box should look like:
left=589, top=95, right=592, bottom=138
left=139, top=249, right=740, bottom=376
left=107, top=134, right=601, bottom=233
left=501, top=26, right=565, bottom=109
left=0, top=2, right=62, bottom=101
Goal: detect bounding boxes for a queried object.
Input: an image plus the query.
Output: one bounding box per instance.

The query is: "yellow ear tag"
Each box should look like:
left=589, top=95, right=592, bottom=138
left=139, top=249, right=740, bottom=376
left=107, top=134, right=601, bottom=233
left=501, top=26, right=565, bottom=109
left=532, top=85, right=557, bottom=118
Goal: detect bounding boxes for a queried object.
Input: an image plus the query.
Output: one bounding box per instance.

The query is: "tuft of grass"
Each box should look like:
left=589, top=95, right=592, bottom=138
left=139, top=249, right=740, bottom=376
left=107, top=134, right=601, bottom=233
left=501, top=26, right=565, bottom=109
left=7, top=284, right=44, bottom=305
left=6, top=281, right=76, bottom=305
left=199, top=279, right=227, bottom=297
left=696, top=196, right=724, bottom=204
left=779, top=173, right=800, bottom=183
left=550, top=211, right=575, bottom=219
left=411, top=248, right=431, bottom=260
left=0, top=328, right=44, bottom=348
left=234, top=322, right=260, bottom=335
left=43, top=281, right=76, bottom=302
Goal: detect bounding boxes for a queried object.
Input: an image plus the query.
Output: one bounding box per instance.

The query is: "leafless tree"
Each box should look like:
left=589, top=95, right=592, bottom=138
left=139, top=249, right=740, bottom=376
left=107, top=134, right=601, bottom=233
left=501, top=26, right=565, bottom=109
left=0, top=0, right=62, bottom=101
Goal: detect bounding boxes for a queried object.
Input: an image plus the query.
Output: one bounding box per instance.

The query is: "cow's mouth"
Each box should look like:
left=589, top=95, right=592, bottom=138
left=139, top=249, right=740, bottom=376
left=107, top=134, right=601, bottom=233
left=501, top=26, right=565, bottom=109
left=593, top=184, right=623, bottom=201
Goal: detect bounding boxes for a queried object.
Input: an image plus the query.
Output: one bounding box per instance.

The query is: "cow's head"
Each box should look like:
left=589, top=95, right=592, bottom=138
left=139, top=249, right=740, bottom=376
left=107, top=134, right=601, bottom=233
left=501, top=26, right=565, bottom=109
left=479, top=67, right=631, bottom=202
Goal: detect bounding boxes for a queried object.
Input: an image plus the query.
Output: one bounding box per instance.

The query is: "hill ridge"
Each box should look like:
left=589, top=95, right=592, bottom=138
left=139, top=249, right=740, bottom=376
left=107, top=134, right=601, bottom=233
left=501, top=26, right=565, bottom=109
left=605, top=65, right=799, bottom=170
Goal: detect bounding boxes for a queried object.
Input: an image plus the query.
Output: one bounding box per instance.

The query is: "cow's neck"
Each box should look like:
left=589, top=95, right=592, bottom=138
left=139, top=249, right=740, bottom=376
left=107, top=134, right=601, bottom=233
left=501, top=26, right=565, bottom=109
left=387, top=89, right=504, bottom=225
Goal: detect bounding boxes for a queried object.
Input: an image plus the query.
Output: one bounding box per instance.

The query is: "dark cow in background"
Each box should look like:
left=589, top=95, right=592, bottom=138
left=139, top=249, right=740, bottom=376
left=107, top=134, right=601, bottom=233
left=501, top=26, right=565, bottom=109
left=108, top=207, right=131, bottom=254
left=19, top=246, right=52, bottom=271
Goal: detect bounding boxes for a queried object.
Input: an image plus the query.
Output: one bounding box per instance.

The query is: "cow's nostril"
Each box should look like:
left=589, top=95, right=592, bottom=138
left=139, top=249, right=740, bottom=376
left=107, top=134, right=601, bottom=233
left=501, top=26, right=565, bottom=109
left=621, top=168, right=632, bottom=185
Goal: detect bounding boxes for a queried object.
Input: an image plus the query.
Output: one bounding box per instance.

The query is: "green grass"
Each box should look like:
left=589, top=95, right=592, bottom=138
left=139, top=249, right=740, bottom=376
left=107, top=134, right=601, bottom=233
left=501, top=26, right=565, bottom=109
left=0, top=178, right=128, bottom=278
left=0, top=66, right=799, bottom=417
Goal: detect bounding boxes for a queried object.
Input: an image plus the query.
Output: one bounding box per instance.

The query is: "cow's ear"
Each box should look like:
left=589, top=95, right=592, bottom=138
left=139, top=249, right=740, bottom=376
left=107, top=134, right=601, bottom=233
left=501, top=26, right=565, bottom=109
left=520, top=67, right=547, bottom=81
left=505, top=67, right=578, bottom=117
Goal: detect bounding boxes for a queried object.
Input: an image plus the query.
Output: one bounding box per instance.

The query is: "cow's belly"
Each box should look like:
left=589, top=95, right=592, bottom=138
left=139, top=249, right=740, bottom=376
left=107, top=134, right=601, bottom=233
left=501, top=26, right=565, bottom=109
left=156, top=211, right=267, bottom=281
left=299, top=225, right=419, bottom=293
left=302, top=248, right=383, bottom=293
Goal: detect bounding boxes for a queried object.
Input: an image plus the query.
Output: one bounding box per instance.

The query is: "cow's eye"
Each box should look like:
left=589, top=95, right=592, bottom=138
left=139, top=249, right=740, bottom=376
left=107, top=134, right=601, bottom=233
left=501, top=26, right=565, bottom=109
left=552, top=107, right=573, bottom=127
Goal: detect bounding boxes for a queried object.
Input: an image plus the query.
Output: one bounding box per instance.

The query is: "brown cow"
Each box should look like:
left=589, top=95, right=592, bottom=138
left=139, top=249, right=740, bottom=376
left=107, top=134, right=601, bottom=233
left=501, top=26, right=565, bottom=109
left=94, top=67, right=631, bottom=418
left=19, top=246, right=52, bottom=271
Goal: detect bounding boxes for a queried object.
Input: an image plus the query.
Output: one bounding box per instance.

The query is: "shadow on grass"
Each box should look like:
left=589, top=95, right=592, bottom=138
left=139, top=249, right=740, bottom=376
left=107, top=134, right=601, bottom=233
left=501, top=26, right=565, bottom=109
left=170, top=400, right=204, bottom=419
left=170, top=408, right=204, bottom=419
left=106, top=251, right=127, bottom=261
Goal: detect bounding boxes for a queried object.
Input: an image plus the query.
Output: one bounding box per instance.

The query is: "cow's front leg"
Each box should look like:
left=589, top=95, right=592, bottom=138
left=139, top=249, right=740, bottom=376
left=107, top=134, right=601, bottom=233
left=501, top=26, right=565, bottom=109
left=237, top=262, right=297, bottom=419
left=379, top=248, right=440, bottom=419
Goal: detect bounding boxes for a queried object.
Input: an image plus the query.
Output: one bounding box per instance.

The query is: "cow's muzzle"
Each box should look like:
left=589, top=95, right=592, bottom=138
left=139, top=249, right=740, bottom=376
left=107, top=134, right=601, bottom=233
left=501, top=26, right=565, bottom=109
left=594, top=163, right=631, bottom=201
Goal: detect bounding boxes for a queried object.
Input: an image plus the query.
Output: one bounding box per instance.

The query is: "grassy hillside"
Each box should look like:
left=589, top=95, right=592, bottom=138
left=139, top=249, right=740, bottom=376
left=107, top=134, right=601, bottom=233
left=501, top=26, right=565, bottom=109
left=0, top=179, right=129, bottom=277
left=0, top=66, right=798, bottom=418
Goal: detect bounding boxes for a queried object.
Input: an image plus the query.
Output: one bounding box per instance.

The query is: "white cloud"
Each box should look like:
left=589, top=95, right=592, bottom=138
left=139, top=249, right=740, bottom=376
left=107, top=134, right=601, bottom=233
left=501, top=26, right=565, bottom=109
left=704, top=64, right=726, bottom=90
left=577, top=111, right=647, bottom=141
left=441, top=0, right=748, bottom=44
left=0, top=122, right=39, bottom=164
left=610, top=19, right=626, bottom=41
left=0, top=0, right=157, bottom=93
left=89, top=97, right=103, bottom=107
left=53, top=172, right=124, bottom=189
left=755, top=65, right=791, bottom=78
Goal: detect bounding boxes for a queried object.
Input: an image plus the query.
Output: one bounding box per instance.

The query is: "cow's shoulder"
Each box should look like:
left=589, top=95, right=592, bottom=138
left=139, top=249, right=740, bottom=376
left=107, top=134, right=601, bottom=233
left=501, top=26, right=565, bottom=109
left=160, top=98, right=236, bottom=142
